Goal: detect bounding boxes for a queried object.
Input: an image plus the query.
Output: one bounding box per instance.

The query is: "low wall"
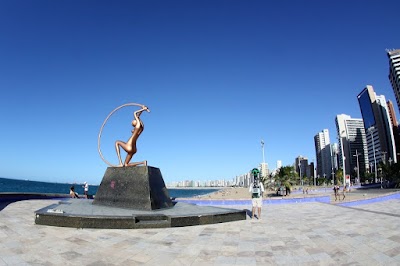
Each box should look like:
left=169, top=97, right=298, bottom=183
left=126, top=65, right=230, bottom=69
left=337, top=192, right=400, bottom=207
left=176, top=195, right=331, bottom=205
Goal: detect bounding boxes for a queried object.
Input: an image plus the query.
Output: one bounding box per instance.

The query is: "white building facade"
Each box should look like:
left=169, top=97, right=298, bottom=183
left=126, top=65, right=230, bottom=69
left=314, top=129, right=333, bottom=180
left=387, top=49, right=400, bottom=112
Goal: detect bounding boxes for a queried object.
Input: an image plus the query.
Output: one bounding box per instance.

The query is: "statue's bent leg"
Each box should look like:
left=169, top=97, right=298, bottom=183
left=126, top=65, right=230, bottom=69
left=124, top=152, right=134, bottom=166
left=126, top=160, right=147, bottom=167
left=115, top=141, right=131, bottom=167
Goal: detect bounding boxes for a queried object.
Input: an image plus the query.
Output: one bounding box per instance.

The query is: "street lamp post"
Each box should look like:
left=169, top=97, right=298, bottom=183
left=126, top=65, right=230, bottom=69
left=312, top=158, right=316, bottom=187
left=314, top=167, right=317, bottom=186
left=298, top=162, right=302, bottom=186
left=261, top=139, right=265, bottom=165
left=368, top=127, right=377, bottom=183
left=339, top=131, right=346, bottom=186
left=353, top=150, right=360, bottom=185
left=261, top=139, right=266, bottom=184
left=381, top=151, right=387, bottom=164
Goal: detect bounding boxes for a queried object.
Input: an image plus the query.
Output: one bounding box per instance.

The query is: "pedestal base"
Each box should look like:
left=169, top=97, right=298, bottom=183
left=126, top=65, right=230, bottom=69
left=92, top=166, right=173, bottom=211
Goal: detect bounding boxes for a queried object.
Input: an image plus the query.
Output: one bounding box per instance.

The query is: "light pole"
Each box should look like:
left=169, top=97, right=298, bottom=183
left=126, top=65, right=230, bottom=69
left=353, top=150, right=360, bottom=185
left=381, top=151, right=387, bottom=164
left=261, top=139, right=266, bottom=183
left=368, top=127, right=377, bottom=183
left=261, top=139, right=265, bottom=164
left=331, top=169, right=335, bottom=185
left=339, top=131, right=346, bottom=186
left=298, top=161, right=302, bottom=186
left=312, top=158, right=316, bottom=186
left=314, top=167, right=317, bottom=186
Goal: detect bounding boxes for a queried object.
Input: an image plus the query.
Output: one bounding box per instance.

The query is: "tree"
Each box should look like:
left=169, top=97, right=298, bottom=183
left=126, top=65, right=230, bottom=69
left=380, top=162, right=400, bottom=187
left=275, top=166, right=298, bottom=188
left=335, top=169, right=343, bottom=186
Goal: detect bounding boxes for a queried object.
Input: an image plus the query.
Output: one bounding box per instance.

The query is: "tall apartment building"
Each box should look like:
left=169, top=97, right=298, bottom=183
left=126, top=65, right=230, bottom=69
left=387, top=100, right=400, bottom=163
left=309, top=161, right=315, bottom=179
left=295, top=156, right=309, bottom=177
left=387, top=49, right=400, bottom=112
left=331, top=143, right=339, bottom=171
left=335, top=114, right=368, bottom=183
left=314, top=129, right=332, bottom=180
left=260, top=162, right=269, bottom=178
left=357, top=86, right=397, bottom=179
left=276, top=160, right=282, bottom=169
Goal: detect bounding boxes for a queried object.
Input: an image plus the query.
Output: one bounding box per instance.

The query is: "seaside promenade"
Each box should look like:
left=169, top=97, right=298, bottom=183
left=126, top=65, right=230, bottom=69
left=1, top=189, right=400, bottom=265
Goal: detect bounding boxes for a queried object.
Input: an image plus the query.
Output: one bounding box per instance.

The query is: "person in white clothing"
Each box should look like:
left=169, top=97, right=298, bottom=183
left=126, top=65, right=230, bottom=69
left=249, top=180, right=264, bottom=219
left=83, top=182, right=89, bottom=199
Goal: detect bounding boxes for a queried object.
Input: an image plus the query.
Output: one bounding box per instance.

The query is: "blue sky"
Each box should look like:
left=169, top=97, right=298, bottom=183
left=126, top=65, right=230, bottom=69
left=1, top=0, right=399, bottom=185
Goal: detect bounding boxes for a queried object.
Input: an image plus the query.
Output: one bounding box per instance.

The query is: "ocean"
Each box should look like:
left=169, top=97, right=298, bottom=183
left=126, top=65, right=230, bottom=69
left=0, top=177, right=220, bottom=198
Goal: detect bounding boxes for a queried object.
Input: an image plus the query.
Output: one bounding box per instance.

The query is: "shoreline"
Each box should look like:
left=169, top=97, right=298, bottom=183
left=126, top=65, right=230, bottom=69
left=166, top=187, right=222, bottom=190
left=174, top=186, right=400, bottom=202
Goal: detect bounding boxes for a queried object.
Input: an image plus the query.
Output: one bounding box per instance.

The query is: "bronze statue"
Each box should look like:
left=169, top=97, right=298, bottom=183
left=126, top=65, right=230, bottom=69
left=98, top=103, right=150, bottom=167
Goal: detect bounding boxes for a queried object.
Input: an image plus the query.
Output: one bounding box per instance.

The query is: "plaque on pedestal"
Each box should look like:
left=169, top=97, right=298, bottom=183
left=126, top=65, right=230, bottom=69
left=93, top=166, right=173, bottom=211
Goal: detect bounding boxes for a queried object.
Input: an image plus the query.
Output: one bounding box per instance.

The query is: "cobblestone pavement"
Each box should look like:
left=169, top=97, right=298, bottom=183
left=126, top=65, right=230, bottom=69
left=1, top=199, right=400, bottom=265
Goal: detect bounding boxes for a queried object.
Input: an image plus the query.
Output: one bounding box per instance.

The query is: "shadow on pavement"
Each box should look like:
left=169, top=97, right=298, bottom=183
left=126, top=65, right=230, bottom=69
left=0, top=201, right=14, bottom=212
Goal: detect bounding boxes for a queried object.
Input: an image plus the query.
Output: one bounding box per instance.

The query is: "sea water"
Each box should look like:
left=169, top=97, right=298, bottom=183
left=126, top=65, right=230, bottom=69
left=0, top=177, right=219, bottom=198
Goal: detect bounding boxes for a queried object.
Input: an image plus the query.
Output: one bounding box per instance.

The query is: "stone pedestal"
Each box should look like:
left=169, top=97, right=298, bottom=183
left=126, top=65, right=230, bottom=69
left=92, top=166, right=173, bottom=211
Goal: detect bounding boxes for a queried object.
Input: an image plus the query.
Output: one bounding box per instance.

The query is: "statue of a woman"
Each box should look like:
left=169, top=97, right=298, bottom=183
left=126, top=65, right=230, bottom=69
left=115, top=105, right=150, bottom=167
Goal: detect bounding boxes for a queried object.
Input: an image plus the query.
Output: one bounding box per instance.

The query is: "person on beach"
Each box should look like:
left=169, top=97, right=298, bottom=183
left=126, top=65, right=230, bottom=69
left=115, top=105, right=150, bottom=167
left=249, top=180, right=264, bottom=219
left=83, top=182, right=89, bottom=199
left=70, top=186, right=79, bottom=198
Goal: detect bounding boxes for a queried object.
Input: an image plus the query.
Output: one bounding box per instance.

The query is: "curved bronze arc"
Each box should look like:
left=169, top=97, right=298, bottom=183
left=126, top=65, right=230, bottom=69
left=97, top=103, right=145, bottom=167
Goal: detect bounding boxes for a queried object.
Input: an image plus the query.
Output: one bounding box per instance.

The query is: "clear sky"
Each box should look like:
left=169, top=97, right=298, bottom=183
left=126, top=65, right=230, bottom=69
left=1, top=0, right=400, bottom=185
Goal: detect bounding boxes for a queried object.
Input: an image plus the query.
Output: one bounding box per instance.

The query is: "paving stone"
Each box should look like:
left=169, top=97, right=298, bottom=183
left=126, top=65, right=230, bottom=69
left=1, top=198, right=400, bottom=265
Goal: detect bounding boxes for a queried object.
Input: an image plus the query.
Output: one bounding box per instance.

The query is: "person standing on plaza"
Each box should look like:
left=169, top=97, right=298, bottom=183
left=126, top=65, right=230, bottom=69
left=249, top=179, right=264, bottom=219
left=333, top=185, right=339, bottom=201
left=83, top=182, right=89, bottom=199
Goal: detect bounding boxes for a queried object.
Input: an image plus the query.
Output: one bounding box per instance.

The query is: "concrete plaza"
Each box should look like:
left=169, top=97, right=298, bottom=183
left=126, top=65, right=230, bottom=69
left=1, top=198, right=400, bottom=265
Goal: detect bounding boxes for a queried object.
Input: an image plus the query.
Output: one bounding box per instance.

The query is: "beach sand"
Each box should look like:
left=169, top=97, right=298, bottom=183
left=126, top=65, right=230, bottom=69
left=176, top=186, right=400, bottom=203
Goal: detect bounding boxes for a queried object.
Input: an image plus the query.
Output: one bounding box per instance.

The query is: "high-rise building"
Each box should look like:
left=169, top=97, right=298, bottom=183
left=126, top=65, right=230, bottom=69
left=387, top=49, right=400, bottom=112
left=276, top=160, right=282, bottom=169
left=331, top=143, right=339, bottom=171
left=335, top=115, right=350, bottom=184
left=295, top=156, right=308, bottom=185
left=260, top=162, right=268, bottom=178
left=314, top=129, right=332, bottom=180
left=309, top=161, right=315, bottom=179
left=335, top=114, right=368, bottom=184
left=357, top=85, right=397, bottom=181
left=387, top=100, right=400, bottom=163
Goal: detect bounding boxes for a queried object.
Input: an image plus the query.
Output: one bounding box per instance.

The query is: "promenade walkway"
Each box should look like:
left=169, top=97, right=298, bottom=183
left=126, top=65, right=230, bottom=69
left=1, top=194, right=400, bottom=265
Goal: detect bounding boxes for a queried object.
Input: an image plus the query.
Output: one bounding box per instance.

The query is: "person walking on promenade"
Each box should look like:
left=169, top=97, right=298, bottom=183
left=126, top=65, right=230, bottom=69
left=333, top=185, right=339, bottom=201
left=249, top=180, right=264, bottom=219
left=342, top=185, right=346, bottom=201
